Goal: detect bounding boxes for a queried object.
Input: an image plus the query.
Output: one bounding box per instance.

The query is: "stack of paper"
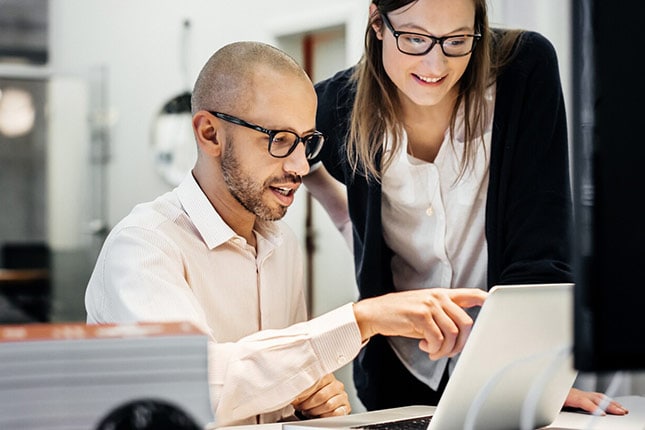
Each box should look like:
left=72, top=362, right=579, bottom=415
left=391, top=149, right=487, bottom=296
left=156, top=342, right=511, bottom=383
left=0, top=321, right=214, bottom=429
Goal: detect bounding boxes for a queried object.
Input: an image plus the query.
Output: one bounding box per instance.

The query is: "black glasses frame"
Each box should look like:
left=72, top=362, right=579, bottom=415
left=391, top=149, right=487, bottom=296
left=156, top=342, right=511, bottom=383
left=379, top=11, right=481, bottom=57
left=209, top=111, right=324, bottom=160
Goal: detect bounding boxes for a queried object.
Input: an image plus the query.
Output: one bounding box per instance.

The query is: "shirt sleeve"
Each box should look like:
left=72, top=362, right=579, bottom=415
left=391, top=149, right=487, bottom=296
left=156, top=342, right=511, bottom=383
left=211, top=303, right=361, bottom=426
left=85, top=224, right=363, bottom=427
left=490, top=31, right=573, bottom=285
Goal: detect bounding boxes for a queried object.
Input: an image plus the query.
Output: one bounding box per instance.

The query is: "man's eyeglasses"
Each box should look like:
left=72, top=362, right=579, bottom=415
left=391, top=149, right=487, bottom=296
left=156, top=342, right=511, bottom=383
left=210, top=111, right=325, bottom=160
left=380, top=11, right=481, bottom=57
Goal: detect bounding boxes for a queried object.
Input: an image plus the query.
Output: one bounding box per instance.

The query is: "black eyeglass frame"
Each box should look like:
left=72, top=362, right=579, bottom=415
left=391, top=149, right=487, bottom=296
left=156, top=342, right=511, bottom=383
left=209, top=111, right=324, bottom=160
left=379, top=11, right=481, bottom=58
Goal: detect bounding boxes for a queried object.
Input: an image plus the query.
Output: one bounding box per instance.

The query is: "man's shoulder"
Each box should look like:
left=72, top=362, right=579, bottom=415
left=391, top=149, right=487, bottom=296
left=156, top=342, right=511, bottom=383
left=107, top=190, right=185, bottom=240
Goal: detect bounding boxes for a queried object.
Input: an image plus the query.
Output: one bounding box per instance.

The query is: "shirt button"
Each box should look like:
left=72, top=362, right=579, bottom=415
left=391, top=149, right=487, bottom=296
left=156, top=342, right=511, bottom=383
left=337, top=354, right=347, bottom=365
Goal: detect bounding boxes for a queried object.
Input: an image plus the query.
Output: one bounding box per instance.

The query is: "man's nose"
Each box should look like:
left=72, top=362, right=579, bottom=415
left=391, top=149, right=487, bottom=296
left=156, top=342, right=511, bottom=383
left=283, top=141, right=310, bottom=177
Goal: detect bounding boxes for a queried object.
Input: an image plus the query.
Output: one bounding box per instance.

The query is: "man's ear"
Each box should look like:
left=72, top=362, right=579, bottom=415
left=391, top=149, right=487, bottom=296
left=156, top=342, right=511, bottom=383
left=369, top=3, right=384, bottom=40
left=193, top=111, right=221, bottom=156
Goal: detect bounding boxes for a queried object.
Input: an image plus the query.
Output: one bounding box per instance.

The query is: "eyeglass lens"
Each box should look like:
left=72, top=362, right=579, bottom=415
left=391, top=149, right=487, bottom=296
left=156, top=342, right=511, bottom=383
left=270, top=131, right=323, bottom=159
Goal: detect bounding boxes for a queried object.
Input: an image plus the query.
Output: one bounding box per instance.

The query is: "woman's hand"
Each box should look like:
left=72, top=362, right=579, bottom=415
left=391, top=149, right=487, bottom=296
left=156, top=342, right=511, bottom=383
left=564, top=387, right=629, bottom=415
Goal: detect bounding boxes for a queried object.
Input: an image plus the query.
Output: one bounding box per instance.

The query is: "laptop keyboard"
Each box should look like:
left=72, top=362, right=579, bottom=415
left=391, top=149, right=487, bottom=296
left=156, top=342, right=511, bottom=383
left=350, top=415, right=432, bottom=430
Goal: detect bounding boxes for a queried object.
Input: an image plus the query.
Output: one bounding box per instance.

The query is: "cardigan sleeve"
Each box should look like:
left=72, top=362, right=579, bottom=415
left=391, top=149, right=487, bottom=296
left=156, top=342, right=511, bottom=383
left=487, top=31, right=573, bottom=286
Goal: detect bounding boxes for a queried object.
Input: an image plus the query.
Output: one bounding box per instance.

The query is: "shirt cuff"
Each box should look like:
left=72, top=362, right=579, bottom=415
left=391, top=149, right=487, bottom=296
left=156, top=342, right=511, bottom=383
left=307, top=302, right=363, bottom=374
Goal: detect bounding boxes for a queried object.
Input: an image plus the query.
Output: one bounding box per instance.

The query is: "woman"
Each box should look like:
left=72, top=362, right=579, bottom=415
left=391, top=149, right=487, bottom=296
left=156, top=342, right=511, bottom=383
left=305, top=0, right=628, bottom=416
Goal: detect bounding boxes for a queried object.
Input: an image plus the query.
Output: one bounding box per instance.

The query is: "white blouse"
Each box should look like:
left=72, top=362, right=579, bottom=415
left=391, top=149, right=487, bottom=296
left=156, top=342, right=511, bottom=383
left=381, top=88, right=495, bottom=389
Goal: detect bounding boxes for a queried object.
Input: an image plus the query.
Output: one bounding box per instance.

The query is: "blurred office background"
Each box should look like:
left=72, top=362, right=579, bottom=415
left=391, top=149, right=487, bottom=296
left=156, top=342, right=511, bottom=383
left=0, top=0, right=641, bottom=413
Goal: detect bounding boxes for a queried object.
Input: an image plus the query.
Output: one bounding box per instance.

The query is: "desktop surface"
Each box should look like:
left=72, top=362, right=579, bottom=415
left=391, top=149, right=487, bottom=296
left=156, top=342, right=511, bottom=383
left=215, top=396, right=645, bottom=430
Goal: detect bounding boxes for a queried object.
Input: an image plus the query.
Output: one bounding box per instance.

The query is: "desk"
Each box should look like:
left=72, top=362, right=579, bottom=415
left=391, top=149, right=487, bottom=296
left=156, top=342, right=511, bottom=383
left=216, top=396, right=645, bottom=430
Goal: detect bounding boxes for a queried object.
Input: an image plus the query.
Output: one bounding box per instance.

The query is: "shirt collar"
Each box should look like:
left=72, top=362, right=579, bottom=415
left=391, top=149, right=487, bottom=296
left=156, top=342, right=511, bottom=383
left=176, top=172, right=236, bottom=249
left=175, top=172, right=283, bottom=250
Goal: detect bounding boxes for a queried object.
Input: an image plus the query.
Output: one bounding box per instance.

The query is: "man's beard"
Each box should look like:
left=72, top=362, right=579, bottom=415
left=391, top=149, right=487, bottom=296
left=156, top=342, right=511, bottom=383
left=221, top=138, right=299, bottom=221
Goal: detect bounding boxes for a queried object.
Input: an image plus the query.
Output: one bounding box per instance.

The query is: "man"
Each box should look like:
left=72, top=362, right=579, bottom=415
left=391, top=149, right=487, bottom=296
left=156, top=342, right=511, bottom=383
left=85, top=41, right=486, bottom=427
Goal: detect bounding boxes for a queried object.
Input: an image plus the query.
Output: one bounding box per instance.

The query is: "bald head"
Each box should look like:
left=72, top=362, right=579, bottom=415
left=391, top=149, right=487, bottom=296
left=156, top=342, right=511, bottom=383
left=191, top=41, right=310, bottom=115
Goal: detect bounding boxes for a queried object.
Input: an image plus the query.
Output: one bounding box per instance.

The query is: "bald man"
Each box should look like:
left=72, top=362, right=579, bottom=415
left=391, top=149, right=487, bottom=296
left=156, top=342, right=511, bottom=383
left=85, top=41, right=486, bottom=427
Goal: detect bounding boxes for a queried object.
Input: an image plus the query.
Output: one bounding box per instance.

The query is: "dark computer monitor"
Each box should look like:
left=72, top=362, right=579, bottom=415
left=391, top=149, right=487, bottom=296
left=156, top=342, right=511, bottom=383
left=571, top=0, right=645, bottom=371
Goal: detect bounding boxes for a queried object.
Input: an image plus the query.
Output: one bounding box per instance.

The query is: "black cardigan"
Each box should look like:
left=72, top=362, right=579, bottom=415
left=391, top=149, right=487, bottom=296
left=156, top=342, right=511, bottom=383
left=314, top=30, right=573, bottom=407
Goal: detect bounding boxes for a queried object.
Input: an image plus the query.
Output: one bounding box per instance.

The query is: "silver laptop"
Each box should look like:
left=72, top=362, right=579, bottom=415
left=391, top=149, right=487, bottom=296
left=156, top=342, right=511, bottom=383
left=283, top=283, right=577, bottom=430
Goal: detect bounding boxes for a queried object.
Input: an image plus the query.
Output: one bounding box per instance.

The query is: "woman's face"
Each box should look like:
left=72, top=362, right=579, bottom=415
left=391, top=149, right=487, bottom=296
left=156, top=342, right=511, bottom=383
left=373, top=0, right=476, bottom=110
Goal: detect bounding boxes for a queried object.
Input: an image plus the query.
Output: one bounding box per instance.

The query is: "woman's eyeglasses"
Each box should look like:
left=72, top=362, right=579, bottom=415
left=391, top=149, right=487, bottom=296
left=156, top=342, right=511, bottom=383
left=380, top=11, right=481, bottom=57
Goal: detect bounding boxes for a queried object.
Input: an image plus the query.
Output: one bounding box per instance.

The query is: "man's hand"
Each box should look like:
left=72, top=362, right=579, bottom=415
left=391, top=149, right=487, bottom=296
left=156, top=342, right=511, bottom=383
left=291, top=374, right=351, bottom=418
left=353, top=288, right=487, bottom=360
left=564, top=388, right=629, bottom=415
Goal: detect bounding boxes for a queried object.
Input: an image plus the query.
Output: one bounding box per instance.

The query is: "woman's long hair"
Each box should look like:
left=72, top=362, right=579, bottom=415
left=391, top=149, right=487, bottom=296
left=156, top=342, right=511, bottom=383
left=348, top=0, right=522, bottom=181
